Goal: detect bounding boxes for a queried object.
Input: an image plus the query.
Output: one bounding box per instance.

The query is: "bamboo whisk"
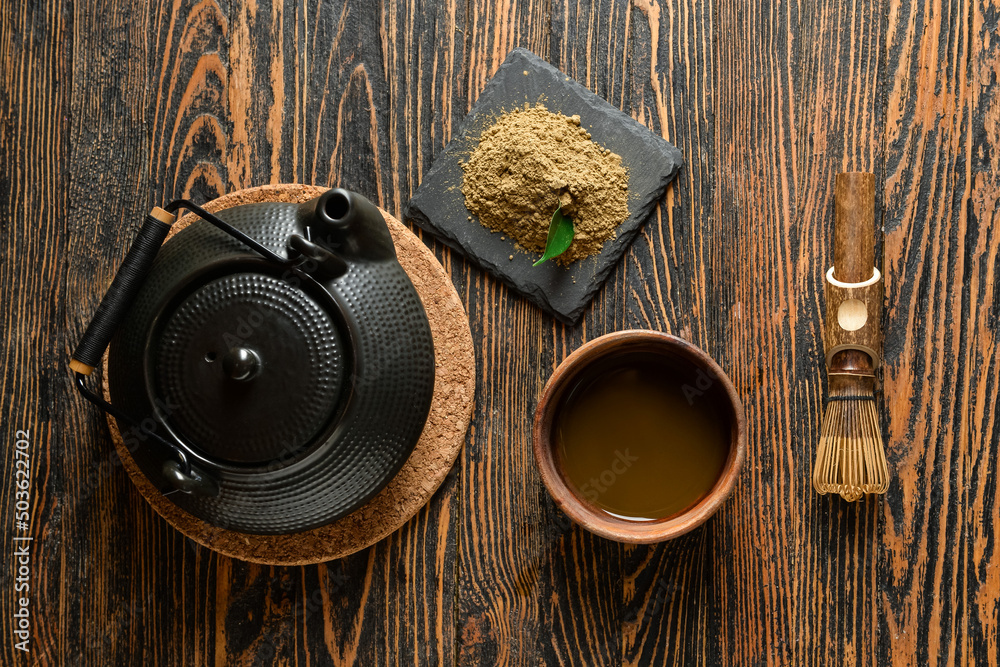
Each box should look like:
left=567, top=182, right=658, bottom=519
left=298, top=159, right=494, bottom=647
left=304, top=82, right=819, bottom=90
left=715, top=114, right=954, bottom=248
left=813, top=173, right=889, bottom=501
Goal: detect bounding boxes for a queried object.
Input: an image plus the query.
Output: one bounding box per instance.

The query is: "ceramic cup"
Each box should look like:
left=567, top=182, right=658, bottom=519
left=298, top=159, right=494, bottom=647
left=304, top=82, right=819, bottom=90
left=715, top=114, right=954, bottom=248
left=532, top=330, right=746, bottom=543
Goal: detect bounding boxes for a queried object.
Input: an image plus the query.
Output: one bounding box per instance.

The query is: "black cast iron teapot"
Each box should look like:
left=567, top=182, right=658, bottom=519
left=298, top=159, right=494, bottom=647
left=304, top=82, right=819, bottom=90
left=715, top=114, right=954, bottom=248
left=71, top=189, right=435, bottom=534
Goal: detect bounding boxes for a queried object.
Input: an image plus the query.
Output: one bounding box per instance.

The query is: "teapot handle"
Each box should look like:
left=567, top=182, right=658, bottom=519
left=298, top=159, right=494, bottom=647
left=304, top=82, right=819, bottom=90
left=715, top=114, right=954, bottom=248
left=70, top=207, right=175, bottom=374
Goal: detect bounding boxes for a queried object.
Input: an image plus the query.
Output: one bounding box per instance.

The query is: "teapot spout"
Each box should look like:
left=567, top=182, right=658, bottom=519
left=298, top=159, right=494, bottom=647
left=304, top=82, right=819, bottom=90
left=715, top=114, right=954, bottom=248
left=301, top=188, right=396, bottom=261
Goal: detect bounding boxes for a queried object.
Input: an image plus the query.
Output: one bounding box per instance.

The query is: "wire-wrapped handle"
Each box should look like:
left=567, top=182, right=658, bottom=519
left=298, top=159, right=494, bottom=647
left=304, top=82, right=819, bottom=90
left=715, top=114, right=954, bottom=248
left=71, top=207, right=175, bottom=374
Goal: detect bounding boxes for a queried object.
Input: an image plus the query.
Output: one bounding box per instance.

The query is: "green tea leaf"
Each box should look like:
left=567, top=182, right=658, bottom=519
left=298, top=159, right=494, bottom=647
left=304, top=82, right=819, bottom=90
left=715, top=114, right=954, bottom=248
left=533, top=206, right=574, bottom=266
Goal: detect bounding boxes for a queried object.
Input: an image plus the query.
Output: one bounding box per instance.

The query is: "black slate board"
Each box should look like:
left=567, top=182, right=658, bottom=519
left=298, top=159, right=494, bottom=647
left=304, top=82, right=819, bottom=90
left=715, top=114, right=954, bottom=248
left=405, top=48, right=683, bottom=324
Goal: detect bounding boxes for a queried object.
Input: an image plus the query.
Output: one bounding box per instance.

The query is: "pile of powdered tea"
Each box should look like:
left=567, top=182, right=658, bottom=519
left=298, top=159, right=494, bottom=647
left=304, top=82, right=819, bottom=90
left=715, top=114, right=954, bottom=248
left=461, top=104, right=629, bottom=265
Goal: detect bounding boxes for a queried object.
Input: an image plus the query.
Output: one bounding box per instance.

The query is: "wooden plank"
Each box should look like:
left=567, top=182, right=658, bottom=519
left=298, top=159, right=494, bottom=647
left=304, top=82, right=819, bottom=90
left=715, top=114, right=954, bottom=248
left=299, top=0, right=391, bottom=201
left=0, top=1, right=70, bottom=664
left=966, top=3, right=1000, bottom=663
left=64, top=0, right=231, bottom=664
left=879, top=0, right=977, bottom=664
left=216, top=1, right=462, bottom=664
left=710, top=0, right=886, bottom=663
left=452, top=2, right=552, bottom=664
left=378, top=0, right=468, bottom=216
left=292, top=1, right=466, bottom=664
left=538, top=3, right=637, bottom=664
left=791, top=1, right=886, bottom=665
left=712, top=0, right=806, bottom=663
left=146, top=0, right=231, bottom=202
left=619, top=0, right=721, bottom=665
left=369, top=4, right=471, bottom=666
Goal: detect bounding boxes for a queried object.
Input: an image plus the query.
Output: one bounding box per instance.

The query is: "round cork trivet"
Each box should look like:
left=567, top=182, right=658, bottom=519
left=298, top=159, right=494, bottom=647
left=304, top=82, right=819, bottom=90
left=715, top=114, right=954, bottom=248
left=102, top=184, right=474, bottom=565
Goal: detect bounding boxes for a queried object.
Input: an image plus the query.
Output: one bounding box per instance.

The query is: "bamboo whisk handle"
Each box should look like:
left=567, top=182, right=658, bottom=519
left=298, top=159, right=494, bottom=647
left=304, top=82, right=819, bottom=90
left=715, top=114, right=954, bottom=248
left=833, top=173, right=875, bottom=283
left=826, top=173, right=882, bottom=374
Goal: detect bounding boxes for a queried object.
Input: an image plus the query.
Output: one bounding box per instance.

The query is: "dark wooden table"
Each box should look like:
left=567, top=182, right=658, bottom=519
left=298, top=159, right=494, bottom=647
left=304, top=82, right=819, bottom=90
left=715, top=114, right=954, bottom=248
left=2, top=0, right=998, bottom=664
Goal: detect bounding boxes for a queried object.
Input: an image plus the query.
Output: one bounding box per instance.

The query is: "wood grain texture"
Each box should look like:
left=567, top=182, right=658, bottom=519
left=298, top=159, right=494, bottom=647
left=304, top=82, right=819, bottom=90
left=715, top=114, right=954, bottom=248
left=0, top=0, right=70, bottom=664
left=795, top=2, right=886, bottom=664
left=879, top=0, right=988, bottom=665
left=712, top=0, right=889, bottom=664
left=966, top=3, right=1000, bottom=664
left=1, top=0, right=998, bottom=665
left=619, top=1, right=721, bottom=666
left=453, top=5, right=551, bottom=660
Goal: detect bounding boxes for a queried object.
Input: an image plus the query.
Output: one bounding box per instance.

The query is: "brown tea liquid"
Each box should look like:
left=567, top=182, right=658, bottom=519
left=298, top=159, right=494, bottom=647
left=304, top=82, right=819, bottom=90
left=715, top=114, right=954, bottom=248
left=553, top=351, right=730, bottom=521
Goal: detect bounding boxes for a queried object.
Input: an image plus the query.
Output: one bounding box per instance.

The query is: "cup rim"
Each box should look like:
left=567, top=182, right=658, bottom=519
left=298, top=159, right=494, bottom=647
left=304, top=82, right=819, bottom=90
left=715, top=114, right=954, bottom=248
left=532, top=329, right=746, bottom=543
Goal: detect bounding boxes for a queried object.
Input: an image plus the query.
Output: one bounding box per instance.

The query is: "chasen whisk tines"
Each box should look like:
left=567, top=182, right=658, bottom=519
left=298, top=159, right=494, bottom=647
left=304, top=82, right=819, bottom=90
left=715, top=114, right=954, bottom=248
left=813, top=376, right=888, bottom=501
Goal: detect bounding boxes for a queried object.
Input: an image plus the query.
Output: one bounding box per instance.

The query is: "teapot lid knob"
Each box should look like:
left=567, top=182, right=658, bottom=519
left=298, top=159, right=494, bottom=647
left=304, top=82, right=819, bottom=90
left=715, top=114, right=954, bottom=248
left=223, top=346, right=260, bottom=382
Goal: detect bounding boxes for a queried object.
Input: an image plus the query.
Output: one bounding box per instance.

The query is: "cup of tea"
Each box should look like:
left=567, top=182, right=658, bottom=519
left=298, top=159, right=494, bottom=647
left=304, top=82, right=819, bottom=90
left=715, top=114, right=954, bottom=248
left=533, top=330, right=745, bottom=542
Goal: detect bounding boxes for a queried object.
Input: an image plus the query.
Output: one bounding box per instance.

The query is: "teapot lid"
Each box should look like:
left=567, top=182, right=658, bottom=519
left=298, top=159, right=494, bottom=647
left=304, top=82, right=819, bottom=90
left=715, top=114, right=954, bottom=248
left=152, top=271, right=344, bottom=464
